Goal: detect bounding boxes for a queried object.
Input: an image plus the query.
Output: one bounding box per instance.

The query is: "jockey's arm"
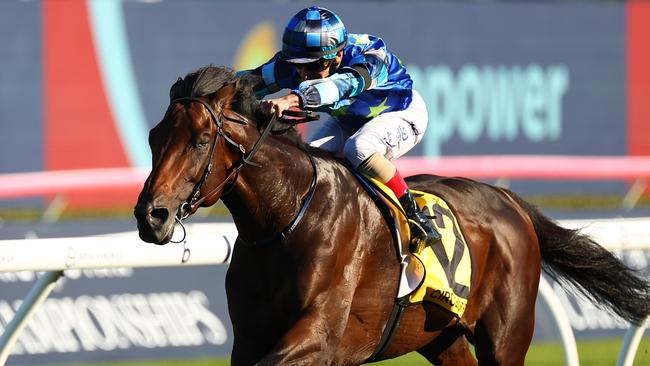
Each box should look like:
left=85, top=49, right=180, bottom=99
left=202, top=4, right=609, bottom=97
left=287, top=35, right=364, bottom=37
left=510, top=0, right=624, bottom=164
left=292, top=45, right=390, bottom=109
left=237, top=62, right=299, bottom=116
left=292, top=65, right=371, bottom=108
left=237, top=43, right=390, bottom=112
left=237, top=64, right=369, bottom=111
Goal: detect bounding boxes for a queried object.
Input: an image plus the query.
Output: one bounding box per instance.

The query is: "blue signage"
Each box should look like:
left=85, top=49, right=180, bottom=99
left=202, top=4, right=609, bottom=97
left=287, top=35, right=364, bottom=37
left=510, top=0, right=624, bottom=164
left=0, top=266, right=233, bottom=365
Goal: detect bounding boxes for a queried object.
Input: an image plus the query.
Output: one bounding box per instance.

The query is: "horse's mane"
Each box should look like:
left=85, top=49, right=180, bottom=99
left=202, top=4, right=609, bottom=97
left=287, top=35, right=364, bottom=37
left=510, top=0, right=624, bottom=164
left=169, top=65, right=263, bottom=122
left=170, top=65, right=334, bottom=159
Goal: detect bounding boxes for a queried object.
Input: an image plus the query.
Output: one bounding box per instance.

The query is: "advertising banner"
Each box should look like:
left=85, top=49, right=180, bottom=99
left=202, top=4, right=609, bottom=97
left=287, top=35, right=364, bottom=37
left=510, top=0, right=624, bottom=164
left=1, top=266, right=232, bottom=365
left=0, top=1, right=636, bottom=174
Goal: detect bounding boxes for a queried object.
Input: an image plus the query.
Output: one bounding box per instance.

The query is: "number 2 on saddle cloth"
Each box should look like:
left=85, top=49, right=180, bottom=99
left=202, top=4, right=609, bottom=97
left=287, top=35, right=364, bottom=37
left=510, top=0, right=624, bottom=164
left=362, top=176, right=472, bottom=318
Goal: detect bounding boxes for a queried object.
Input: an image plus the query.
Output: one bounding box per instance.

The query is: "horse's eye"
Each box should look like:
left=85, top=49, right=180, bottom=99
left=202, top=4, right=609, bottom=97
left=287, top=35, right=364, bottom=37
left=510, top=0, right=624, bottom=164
left=195, top=139, right=210, bottom=149
left=194, top=133, right=211, bottom=149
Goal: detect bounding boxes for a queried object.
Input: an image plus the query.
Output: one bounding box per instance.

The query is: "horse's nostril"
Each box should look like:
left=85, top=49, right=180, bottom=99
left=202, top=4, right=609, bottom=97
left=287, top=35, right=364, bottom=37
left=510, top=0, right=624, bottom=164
left=150, top=207, right=169, bottom=222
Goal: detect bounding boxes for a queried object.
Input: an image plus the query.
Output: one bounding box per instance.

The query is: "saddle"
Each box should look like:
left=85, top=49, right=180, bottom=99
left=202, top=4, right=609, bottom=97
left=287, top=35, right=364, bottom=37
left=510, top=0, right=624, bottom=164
left=353, top=172, right=472, bottom=317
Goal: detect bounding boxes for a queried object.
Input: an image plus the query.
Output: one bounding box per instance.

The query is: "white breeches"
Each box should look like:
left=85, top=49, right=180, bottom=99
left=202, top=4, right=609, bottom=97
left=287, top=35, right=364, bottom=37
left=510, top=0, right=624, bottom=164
left=308, top=89, right=428, bottom=168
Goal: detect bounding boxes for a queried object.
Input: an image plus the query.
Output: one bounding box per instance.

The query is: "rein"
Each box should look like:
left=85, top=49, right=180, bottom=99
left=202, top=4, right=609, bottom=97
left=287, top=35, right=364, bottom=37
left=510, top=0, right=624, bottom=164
left=169, top=95, right=318, bottom=246
left=236, top=153, right=318, bottom=247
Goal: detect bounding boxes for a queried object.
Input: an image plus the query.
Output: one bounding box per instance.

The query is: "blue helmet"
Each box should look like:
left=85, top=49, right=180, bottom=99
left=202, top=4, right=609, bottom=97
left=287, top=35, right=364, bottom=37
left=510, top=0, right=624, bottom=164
left=281, top=6, right=348, bottom=63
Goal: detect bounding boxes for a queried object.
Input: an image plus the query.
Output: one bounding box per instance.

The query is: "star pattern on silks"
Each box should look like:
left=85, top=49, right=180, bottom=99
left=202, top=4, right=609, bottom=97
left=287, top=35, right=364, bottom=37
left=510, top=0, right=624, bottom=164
left=365, top=98, right=391, bottom=118
left=330, top=104, right=350, bottom=118
left=352, top=34, right=370, bottom=45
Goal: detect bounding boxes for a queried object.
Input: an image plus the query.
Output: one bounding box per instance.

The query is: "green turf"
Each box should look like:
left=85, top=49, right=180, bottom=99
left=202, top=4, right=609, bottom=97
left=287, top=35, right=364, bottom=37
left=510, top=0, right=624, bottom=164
left=523, top=338, right=650, bottom=366
left=47, top=337, right=649, bottom=366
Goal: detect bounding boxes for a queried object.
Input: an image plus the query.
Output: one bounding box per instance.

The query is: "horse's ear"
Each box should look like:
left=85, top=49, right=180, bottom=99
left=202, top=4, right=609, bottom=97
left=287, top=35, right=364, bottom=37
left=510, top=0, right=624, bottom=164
left=169, top=78, right=187, bottom=102
left=169, top=77, right=184, bottom=101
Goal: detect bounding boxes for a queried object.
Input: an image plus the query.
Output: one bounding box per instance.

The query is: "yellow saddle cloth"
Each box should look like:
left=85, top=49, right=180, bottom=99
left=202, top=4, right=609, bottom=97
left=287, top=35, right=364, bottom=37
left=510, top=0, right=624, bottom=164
left=365, top=177, right=472, bottom=317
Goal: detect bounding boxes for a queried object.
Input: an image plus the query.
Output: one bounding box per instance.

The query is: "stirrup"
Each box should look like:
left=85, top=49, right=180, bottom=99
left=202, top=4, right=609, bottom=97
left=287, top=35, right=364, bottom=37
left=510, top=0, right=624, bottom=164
left=408, top=227, right=427, bottom=254
left=407, top=219, right=439, bottom=253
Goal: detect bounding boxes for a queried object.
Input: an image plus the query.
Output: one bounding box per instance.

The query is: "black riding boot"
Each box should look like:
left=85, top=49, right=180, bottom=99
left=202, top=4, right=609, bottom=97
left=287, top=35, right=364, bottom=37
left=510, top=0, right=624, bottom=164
left=399, top=191, right=442, bottom=252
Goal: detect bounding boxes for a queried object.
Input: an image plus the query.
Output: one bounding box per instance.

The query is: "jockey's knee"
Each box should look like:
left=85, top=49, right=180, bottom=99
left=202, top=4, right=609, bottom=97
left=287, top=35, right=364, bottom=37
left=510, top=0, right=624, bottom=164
left=344, top=133, right=386, bottom=168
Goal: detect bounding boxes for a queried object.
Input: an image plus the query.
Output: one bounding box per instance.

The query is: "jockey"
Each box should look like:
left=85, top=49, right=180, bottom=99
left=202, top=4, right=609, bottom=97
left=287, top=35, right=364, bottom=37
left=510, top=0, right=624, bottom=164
left=238, top=6, right=441, bottom=247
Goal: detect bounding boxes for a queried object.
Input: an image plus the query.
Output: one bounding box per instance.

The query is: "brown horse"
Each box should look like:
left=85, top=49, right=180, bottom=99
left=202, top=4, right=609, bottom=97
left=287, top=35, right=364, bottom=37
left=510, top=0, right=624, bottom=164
left=134, top=66, right=649, bottom=366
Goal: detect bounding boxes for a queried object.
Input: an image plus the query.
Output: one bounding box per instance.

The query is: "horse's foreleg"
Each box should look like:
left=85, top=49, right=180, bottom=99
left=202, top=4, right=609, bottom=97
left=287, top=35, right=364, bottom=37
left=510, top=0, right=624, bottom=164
left=255, top=301, right=352, bottom=366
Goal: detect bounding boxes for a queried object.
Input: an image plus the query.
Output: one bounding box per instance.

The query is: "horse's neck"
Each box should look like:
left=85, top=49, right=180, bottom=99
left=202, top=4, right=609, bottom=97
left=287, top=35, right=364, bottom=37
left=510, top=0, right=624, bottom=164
left=221, top=140, right=316, bottom=242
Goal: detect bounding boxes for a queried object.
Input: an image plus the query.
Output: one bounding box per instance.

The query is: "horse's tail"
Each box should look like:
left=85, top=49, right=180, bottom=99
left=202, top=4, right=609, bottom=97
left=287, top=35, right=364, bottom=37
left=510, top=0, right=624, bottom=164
left=509, top=192, right=650, bottom=325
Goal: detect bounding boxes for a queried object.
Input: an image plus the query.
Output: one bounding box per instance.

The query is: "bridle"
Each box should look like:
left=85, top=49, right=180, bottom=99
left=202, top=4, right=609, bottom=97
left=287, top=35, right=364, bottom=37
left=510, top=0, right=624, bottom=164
left=166, top=95, right=318, bottom=245
left=171, top=96, right=267, bottom=221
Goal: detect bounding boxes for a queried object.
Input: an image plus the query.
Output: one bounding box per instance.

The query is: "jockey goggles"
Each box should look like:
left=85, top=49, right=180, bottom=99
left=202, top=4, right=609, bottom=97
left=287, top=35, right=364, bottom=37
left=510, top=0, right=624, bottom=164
left=291, top=58, right=336, bottom=73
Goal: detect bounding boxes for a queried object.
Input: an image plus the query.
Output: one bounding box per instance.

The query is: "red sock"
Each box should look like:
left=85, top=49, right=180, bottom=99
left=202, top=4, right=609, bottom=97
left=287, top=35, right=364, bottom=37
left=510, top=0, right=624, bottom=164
left=385, top=170, right=409, bottom=199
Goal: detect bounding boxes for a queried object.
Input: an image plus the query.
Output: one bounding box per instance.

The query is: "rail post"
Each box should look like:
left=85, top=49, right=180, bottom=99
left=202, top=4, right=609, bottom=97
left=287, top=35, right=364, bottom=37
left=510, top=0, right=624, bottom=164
left=0, top=270, right=64, bottom=365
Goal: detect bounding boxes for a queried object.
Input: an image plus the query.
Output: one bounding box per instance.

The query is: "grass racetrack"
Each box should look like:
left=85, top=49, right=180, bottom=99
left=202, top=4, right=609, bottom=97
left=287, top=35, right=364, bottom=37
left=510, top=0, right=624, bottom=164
left=56, top=338, right=650, bottom=366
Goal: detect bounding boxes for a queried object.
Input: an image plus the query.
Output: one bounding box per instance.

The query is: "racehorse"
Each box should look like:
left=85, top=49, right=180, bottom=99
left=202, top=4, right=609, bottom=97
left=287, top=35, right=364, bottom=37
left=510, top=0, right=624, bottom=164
left=134, top=65, right=650, bottom=366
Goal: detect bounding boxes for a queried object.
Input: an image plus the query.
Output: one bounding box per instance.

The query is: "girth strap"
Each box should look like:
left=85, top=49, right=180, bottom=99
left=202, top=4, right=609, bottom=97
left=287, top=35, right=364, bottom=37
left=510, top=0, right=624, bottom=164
left=367, top=300, right=407, bottom=362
